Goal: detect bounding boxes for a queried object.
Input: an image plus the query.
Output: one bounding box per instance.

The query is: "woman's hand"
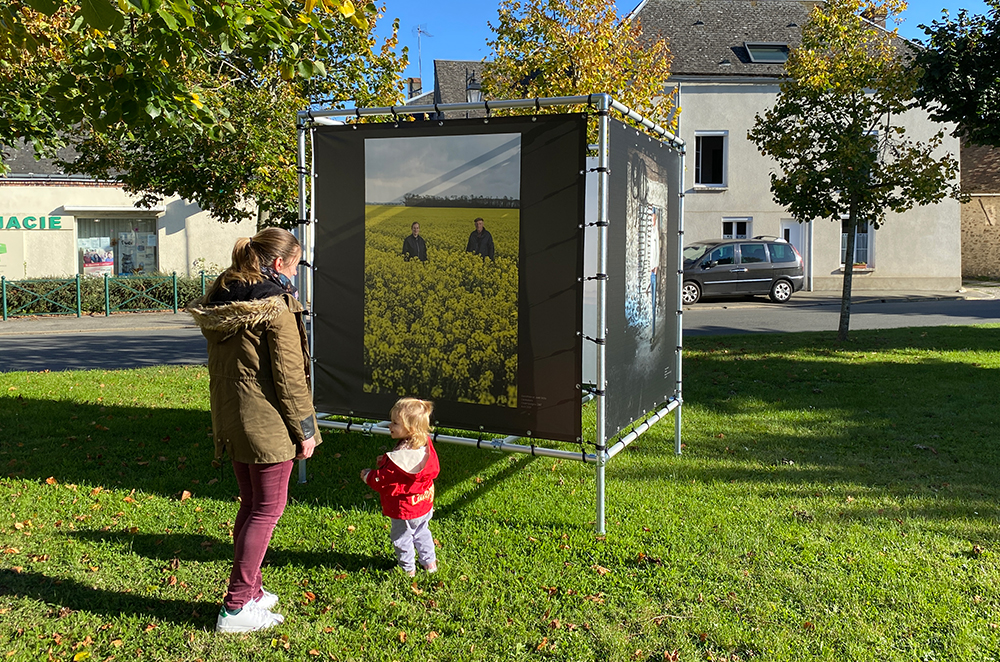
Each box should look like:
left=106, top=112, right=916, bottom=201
left=295, top=436, right=316, bottom=460
left=360, top=468, right=371, bottom=482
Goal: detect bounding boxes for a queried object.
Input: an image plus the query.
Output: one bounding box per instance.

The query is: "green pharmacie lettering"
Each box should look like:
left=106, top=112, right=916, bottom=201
left=1, top=216, right=62, bottom=230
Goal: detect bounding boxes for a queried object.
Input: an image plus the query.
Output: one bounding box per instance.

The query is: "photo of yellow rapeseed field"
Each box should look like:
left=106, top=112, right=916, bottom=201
left=364, top=133, right=521, bottom=407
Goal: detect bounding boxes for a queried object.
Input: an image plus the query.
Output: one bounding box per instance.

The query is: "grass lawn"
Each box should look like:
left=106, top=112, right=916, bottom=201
left=1, top=325, right=999, bottom=661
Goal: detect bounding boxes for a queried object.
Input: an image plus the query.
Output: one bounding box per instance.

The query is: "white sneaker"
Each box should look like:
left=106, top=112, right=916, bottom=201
left=250, top=588, right=279, bottom=611
left=216, top=601, right=284, bottom=633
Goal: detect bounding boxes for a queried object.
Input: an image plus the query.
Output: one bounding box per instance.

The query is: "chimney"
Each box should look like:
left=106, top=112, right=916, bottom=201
left=407, top=77, right=422, bottom=98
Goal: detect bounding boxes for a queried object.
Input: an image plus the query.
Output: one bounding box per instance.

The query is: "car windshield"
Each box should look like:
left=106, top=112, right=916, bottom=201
left=683, top=244, right=710, bottom=266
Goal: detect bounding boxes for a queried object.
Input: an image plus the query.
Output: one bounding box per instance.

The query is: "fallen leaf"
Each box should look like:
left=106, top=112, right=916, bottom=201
left=592, top=564, right=611, bottom=575
left=303, top=591, right=316, bottom=602
left=144, top=623, right=157, bottom=632
left=167, top=576, right=177, bottom=586
left=45, top=477, right=58, bottom=485
left=536, top=637, right=549, bottom=652
left=549, top=619, right=561, bottom=630
left=123, top=496, right=135, bottom=504
left=207, top=478, right=218, bottom=486
left=346, top=525, right=356, bottom=532
left=333, top=573, right=347, bottom=580
left=90, top=487, right=102, bottom=496
left=803, top=621, right=815, bottom=631
left=179, top=491, right=192, bottom=502
left=72, top=652, right=90, bottom=661
left=323, top=627, right=334, bottom=633
left=398, top=631, right=407, bottom=643
left=308, top=650, right=321, bottom=657
left=2, top=548, right=18, bottom=554
left=111, top=640, right=123, bottom=648
left=426, top=631, right=439, bottom=642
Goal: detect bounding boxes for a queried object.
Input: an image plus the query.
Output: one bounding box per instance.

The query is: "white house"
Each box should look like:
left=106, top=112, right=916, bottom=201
left=632, top=0, right=962, bottom=291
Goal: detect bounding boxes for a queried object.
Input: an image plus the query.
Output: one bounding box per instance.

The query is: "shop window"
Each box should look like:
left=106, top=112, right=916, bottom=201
left=77, top=218, right=159, bottom=276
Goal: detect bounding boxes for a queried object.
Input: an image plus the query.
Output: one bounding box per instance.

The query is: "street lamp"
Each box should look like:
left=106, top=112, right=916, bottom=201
left=465, top=70, right=483, bottom=104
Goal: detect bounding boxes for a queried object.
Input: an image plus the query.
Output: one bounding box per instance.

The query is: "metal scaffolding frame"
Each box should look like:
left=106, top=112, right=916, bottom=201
left=296, top=94, right=685, bottom=533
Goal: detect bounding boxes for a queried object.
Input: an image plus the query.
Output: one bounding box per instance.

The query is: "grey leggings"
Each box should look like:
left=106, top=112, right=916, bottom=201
left=389, top=510, right=436, bottom=572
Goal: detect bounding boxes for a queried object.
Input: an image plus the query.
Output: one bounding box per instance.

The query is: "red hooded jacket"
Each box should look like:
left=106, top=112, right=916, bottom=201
left=364, top=438, right=439, bottom=520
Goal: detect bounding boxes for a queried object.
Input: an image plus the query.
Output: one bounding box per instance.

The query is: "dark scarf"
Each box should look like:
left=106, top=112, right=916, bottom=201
left=261, top=265, right=298, bottom=297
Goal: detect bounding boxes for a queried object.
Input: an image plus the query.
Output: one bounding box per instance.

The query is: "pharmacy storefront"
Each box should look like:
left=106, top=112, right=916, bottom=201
left=0, top=183, right=255, bottom=280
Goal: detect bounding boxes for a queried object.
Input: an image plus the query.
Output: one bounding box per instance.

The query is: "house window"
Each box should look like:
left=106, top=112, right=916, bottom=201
left=745, top=42, right=790, bottom=63
left=840, top=219, right=872, bottom=267
left=695, top=132, right=727, bottom=186
left=722, top=217, right=751, bottom=239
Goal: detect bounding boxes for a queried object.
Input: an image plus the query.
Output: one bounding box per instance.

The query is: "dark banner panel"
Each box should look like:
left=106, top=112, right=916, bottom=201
left=605, top=120, right=681, bottom=437
left=313, top=115, right=586, bottom=442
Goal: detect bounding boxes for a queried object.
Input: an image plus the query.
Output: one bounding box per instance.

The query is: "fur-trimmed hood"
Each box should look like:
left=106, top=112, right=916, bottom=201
left=187, top=293, right=301, bottom=337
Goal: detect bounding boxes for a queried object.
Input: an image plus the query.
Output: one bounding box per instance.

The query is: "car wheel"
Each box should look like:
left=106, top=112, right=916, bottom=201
left=769, top=279, right=793, bottom=303
left=682, top=281, right=701, bottom=305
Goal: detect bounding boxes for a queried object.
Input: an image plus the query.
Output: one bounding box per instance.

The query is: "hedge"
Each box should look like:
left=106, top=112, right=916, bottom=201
left=0, top=273, right=218, bottom=319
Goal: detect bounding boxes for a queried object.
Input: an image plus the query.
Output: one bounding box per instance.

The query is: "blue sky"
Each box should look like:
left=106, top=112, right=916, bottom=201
left=373, top=1, right=994, bottom=82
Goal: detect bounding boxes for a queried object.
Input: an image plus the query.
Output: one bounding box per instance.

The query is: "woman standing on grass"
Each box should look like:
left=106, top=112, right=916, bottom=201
left=187, top=227, right=321, bottom=633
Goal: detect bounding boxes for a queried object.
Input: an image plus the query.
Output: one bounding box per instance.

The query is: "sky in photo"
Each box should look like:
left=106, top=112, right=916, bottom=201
left=365, top=133, right=521, bottom=204
left=373, top=1, right=994, bottom=82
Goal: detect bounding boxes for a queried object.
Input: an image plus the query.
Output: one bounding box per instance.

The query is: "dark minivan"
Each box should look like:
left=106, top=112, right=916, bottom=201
left=682, top=237, right=804, bottom=304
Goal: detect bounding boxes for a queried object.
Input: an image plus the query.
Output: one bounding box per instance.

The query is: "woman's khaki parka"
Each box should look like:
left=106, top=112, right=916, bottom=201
left=187, top=287, right=321, bottom=464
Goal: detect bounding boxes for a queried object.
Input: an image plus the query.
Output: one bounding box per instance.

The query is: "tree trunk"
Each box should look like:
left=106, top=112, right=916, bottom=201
left=837, top=209, right=858, bottom=342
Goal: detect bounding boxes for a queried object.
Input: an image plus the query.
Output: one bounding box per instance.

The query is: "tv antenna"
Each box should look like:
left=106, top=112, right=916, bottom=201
left=412, top=24, right=434, bottom=83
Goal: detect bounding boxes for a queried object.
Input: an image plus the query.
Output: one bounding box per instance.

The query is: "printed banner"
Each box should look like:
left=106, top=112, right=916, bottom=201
left=605, top=120, right=682, bottom=437
left=312, top=115, right=586, bottom=442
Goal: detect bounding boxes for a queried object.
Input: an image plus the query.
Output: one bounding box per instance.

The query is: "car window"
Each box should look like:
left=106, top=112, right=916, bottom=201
left=683, top=245, right=709, bottom=265
left=707, top=245, right=735, bottom=265
left=768, top=243, right=797, bottom=263
left=739, top=243, right=769, bottom=264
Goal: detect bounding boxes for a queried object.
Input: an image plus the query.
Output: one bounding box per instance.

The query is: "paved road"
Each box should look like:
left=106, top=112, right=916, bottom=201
left=683, top=294, right=1000, bottom=336
left=0, top=313, right=206, bottom=373
left=2, top=287, right=999, bottom=372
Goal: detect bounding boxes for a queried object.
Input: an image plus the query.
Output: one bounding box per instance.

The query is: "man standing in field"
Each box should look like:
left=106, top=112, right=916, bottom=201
left=465, top=217, right=495, bottom=260
left=402, top=222, right=428, bottom=262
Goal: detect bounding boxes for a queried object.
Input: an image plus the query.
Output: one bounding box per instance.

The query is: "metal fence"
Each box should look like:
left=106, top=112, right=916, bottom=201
left=1, top=272, right=219, bottom=320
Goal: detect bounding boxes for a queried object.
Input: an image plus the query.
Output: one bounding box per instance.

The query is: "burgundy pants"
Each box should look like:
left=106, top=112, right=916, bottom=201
left=224, top=459, right=294, bottom=611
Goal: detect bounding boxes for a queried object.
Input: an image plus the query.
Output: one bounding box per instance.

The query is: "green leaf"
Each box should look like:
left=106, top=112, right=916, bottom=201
left=145, top=102, right=162, bottom=119
left=170, top=1, right=195, bottom=27
left=156, top=7, right=178, bottom=31
left=311, top=60, right=326, bottom=77
left=297, top=60, right=313, bottom=79
left=23, top=0, right=61, bottom=15
left=80, top=0, right=124, bottom=31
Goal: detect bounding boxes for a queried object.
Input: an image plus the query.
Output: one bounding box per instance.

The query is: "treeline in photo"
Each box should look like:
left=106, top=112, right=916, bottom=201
left=402, top=193, right=520, bottom=209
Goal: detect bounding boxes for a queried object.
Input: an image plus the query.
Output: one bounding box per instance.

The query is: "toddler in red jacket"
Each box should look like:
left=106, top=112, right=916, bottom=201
left=361, top=397, right=439, bottom=576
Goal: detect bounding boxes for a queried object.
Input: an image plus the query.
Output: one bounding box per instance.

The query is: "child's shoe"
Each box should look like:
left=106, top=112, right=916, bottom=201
left=216, top=602, right=284, bottom=633
left=422, top=562, right=437, bottom=574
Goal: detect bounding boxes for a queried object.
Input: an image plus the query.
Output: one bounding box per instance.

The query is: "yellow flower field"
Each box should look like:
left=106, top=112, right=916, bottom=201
left=364, top=205, right=520, bottom=407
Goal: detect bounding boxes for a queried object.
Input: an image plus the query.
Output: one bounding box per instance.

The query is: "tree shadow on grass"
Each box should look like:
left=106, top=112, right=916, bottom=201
left=612, top=326, right=1000, bottom=541
left=0, top=568, right=217, bottom=628
left=62, top=530, right=389, bottom=573
left=0, top=394, right=512, bottom=513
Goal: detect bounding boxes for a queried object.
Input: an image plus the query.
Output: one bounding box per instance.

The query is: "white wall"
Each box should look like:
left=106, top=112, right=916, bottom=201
left=0, top=183, right=255, bottom=279
left=677, top=80, right=962, bottom=291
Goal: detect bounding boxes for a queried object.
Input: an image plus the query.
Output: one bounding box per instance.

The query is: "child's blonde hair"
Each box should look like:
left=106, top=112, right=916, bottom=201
left=390, top=397, right=434, bottom=448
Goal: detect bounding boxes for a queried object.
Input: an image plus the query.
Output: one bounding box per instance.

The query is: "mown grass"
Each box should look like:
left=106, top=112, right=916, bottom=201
left=1, top=326, right=999, bottom=661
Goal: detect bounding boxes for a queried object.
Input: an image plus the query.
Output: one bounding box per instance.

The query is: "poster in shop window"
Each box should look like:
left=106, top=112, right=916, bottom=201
left=79, top=237, right=114, bottom=276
